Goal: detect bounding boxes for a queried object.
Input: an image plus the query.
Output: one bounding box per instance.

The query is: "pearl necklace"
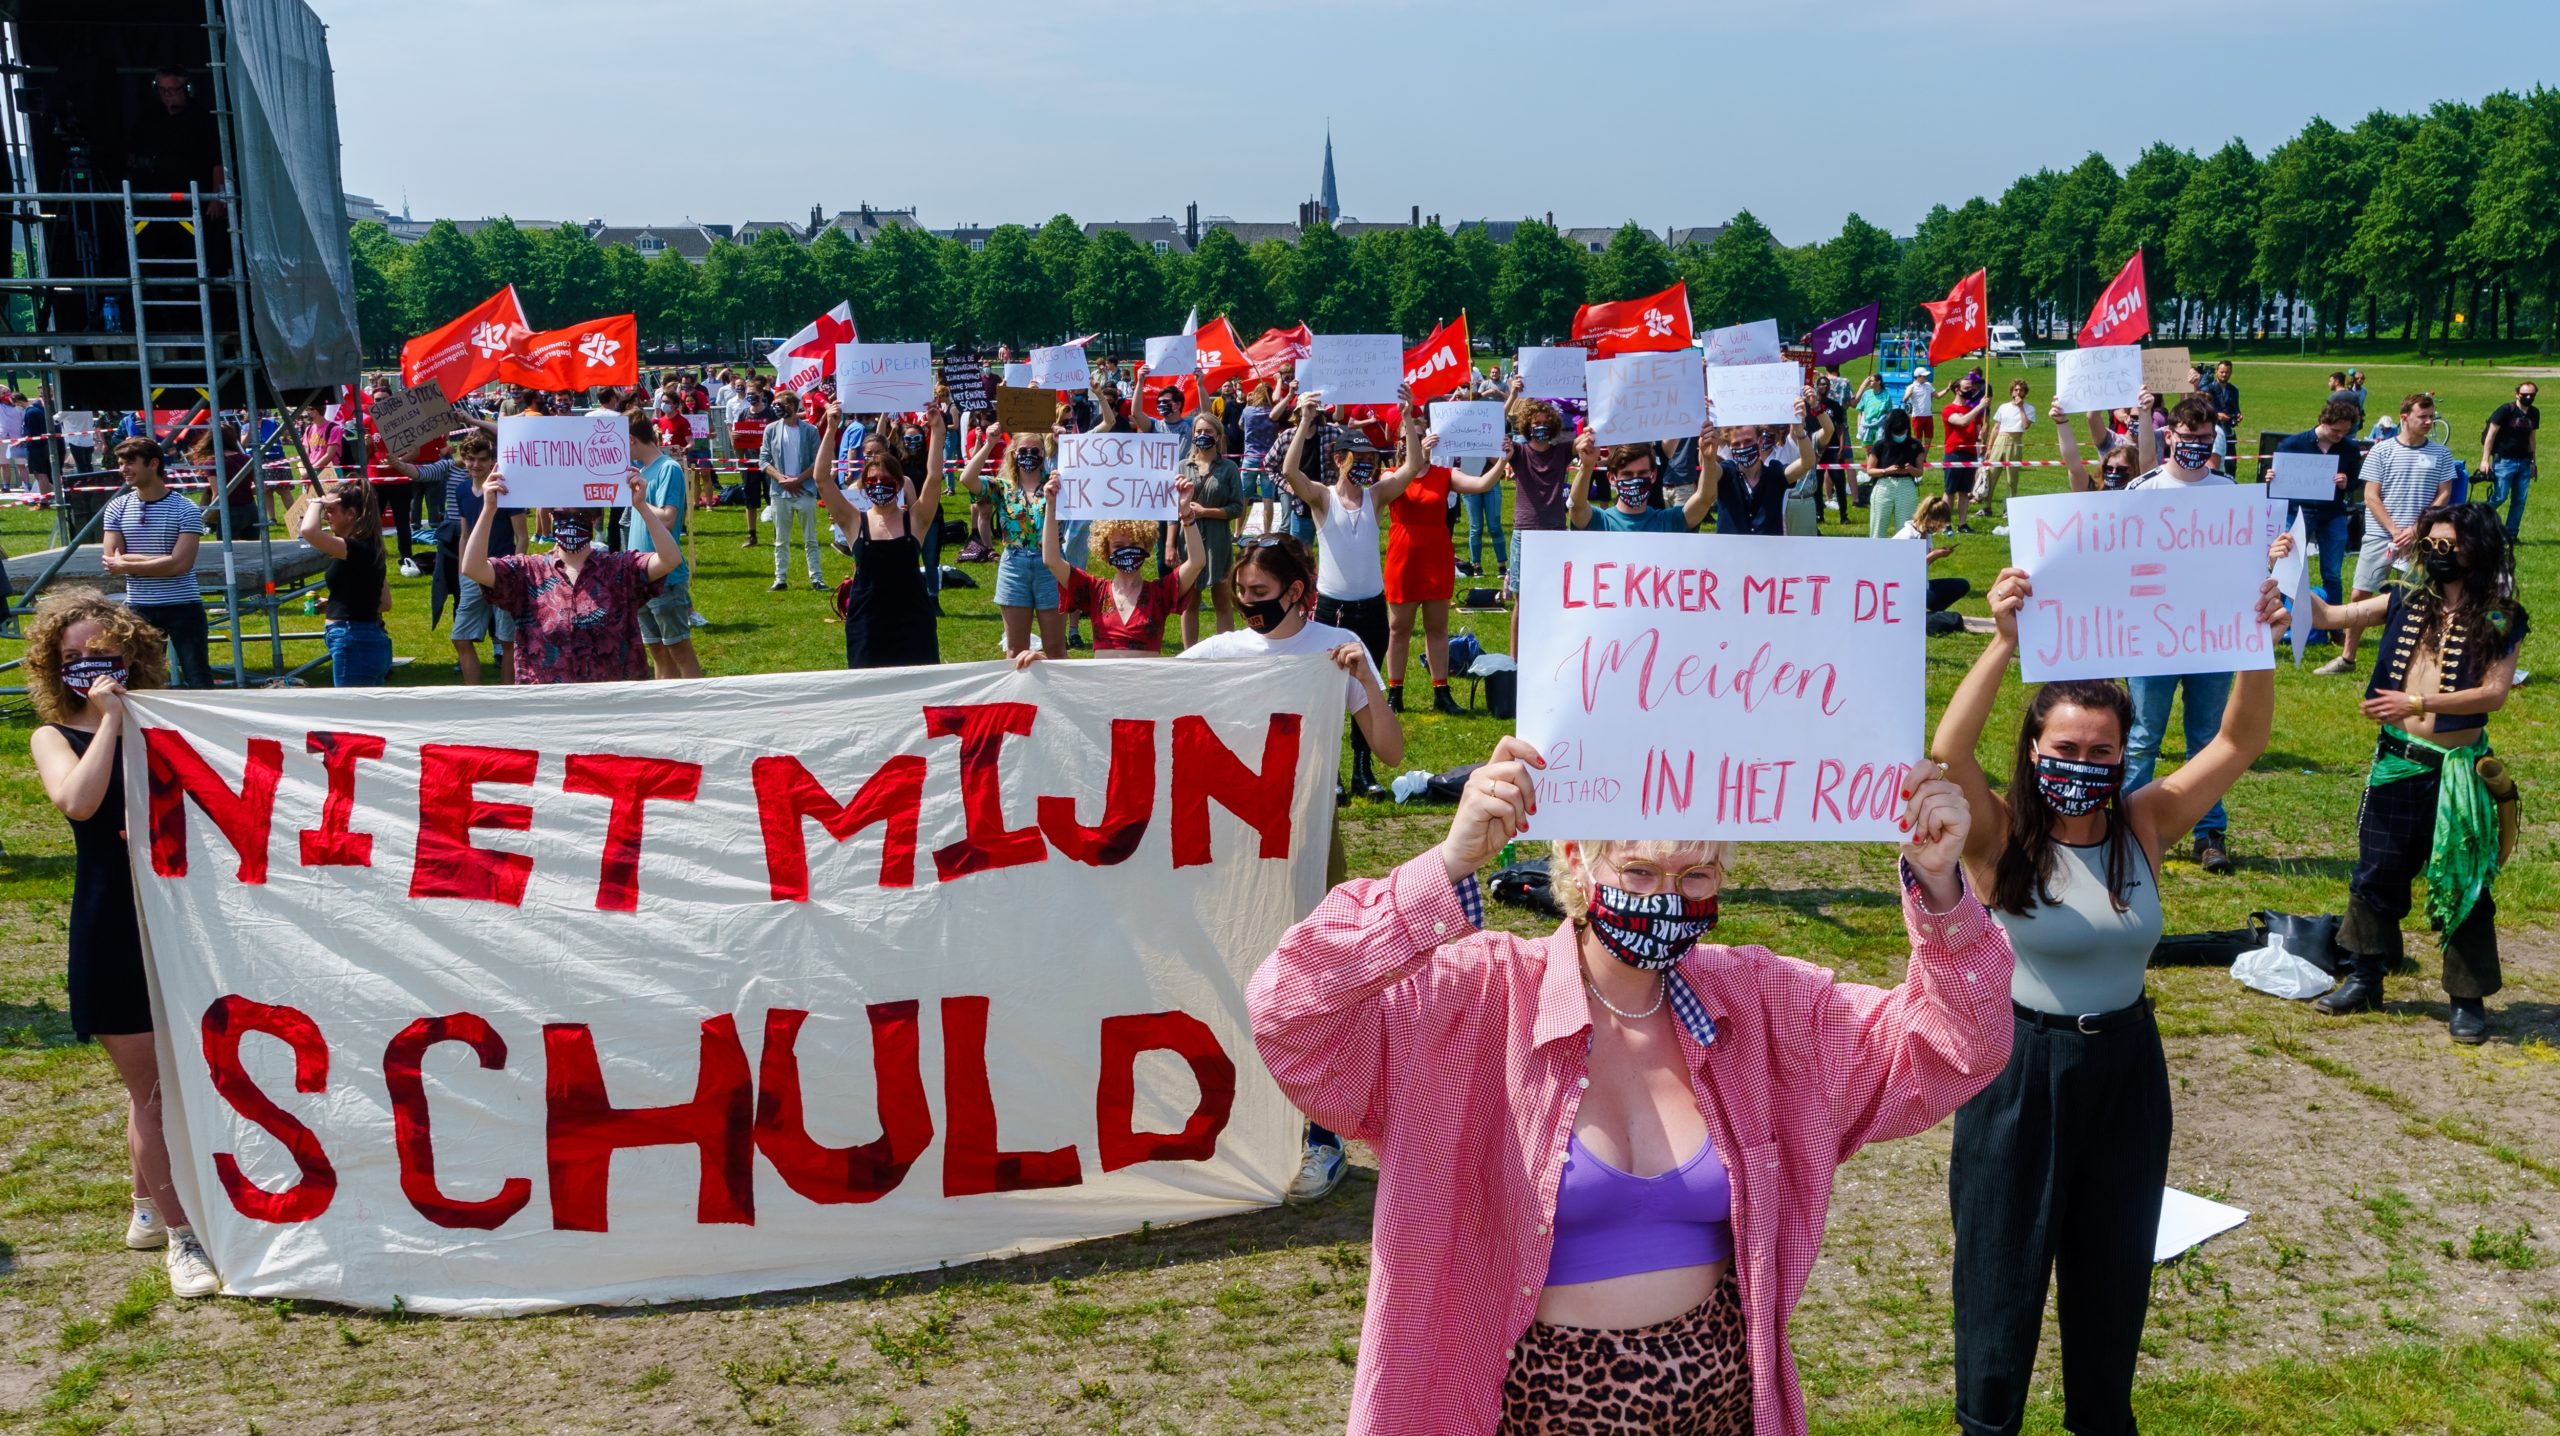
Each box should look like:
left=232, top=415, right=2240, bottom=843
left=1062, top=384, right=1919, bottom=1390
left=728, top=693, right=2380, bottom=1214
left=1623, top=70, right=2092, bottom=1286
left=1586, top=975, right=1665, bottom=1022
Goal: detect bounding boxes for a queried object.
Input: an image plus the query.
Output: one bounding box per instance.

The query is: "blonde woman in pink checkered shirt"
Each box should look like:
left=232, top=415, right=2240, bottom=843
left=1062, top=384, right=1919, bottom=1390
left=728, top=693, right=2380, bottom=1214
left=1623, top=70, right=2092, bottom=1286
left=1250, top=738, right=2015, bottom=1434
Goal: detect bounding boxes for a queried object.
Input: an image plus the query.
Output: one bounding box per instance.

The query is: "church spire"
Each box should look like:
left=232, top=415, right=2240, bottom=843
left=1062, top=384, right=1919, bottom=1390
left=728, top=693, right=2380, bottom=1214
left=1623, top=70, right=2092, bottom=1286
left=1320, top=125, right=1340, bottom=224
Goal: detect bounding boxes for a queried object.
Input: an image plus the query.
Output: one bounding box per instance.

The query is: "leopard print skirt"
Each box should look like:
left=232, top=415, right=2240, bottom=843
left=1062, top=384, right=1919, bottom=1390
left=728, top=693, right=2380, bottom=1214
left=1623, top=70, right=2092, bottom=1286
left=1497, top=1274, right=1751, bottom=1434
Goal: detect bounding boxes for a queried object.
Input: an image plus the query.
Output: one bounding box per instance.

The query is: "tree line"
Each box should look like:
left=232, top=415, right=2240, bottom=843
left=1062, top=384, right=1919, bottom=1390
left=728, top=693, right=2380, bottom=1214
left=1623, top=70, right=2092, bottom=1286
left=351, top=87, right=2560, bottom=364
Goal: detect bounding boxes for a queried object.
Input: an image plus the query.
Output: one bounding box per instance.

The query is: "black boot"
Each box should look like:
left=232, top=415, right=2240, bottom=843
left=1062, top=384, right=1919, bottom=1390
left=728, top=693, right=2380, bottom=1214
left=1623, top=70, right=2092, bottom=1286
left=1386, top=683, right=1405, bottom=713
left=2448, top=997, right=2489, bottom=1045
left=1433, top=684, right=1464, bottom=717
left=1351, top=750, right=1388, bottom=802
left=2314, top=953, right=2388, bottom=1015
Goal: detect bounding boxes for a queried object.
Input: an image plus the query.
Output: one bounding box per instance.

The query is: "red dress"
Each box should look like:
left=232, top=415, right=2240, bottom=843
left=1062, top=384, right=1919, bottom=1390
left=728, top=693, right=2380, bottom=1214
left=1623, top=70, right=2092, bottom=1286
left=1383, top=465, right=1455, bottom=604
left=1065, top=569, right=1188, bottom=653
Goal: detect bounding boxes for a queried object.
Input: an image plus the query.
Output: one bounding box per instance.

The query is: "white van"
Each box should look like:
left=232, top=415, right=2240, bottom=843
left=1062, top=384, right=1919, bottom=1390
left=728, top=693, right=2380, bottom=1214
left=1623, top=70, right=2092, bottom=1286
left=1987, top=323, right=2027, bottom=358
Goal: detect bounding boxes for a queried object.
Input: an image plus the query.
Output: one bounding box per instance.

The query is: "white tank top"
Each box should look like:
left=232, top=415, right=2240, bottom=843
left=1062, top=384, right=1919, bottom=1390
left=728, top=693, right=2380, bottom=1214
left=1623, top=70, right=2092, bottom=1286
left=1316, top=487, right=1383, bottom=600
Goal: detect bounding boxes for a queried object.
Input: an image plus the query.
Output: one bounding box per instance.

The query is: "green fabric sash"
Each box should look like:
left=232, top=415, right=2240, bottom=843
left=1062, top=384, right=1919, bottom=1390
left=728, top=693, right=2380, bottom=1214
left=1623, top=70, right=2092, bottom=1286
left=2367, top=732, right=2500, bottom=939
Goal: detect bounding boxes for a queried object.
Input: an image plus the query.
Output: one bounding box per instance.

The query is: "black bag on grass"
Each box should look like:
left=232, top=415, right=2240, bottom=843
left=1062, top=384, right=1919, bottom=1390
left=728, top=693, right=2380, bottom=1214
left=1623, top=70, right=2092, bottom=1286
left=1490, top=857, right=1560, bottom=917
left=1483, top=668, right=1517, bottom=720
left=2251, top=910, right=2346, bottom=976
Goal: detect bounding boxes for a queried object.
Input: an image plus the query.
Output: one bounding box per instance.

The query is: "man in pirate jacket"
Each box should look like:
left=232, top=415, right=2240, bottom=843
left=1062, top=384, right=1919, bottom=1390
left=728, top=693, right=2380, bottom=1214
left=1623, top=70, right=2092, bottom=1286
left=2294, top=501, right=2528, bottom=1043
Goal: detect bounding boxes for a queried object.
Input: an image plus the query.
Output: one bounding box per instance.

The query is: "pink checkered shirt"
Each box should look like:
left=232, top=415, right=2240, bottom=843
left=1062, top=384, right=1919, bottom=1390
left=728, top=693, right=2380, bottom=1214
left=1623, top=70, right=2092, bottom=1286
left=1248, top=851, right=2015, bottom=1435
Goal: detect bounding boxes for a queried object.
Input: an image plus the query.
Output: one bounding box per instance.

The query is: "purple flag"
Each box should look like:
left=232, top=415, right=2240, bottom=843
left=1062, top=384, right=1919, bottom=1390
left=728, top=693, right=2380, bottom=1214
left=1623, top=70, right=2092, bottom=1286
left=1806, top=303, right=1880, bottom=367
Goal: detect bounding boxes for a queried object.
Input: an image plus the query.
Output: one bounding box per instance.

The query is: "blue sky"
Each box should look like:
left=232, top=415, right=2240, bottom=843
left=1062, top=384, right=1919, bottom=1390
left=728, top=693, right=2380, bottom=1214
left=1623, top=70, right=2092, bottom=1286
left=314, top=0, right=2558, bottom=244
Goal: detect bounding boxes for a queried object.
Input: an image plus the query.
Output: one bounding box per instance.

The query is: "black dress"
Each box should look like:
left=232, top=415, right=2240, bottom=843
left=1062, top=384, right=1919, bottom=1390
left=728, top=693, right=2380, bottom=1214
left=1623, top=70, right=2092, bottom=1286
left=843, top=525, right=939, bottom=670
left=56, top=725, right=150, bottom=1039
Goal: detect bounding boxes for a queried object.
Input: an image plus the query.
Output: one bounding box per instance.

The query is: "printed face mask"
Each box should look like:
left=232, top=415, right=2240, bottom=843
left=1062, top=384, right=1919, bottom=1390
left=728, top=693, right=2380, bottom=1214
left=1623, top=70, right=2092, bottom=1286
left=863, top=482, right=902, bottom=506
left=62, top=655, right=125, bottom=697
left=2172, top=437, right=2216, bottom=471
left=1238, top=592, right=1293, bottom=633
left=1612, top=475, right=1652, bottom=504
left=1728, top=442, right=1763, bottom=469
left=1014, top=453, right=1043, bottom=475
left=2033, top=752, right=2121, bottom=816
left=1347, top=458, right=1380, bottom=486
left=1107, top=545, right=1149, bottom=571
left=1527, top=425, right=1557, bottom=442
left=1587, top=883, right=1718, bottom=971
left=551, top=515, right=593, bottom=552
left=1193, top=432, right=1217, bottom=449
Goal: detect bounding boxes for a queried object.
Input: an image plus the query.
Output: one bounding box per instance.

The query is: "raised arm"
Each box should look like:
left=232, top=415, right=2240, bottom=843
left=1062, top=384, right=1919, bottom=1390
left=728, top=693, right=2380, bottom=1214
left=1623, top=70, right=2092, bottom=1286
left=626, top=468, right=682, bottom=581
left=295, top=479, right=349, bottom=559
left=2052, top=400, right=2096, bottom=491
left=1368, top=393, right=1429, bottom=507
left=1567, top=429, right=1598, bottom=529
left=958, top=428, right=1000, bottom=499
left=1038, top=476, right=1072, bottom=586
left=1279, top=400, right=1332, bottom=515
left=1930, top=567, right=2026, bottom=879
left=906, top=409, right=946, bottom=541
left=461, top=473, right=505, bottom=587
left=1171, top=477, right=1209, bottom=593
left=811, top=405, right=861, bottom=532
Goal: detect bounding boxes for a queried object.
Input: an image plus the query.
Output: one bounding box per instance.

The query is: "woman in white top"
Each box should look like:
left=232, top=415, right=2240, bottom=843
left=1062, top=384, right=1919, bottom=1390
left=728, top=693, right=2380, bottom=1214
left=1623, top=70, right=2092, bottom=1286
left=1985, top=378, right=2034, bottom=520
left=1280, top=388, right=1426, bottom=800
left=1903, top=366, right=1937, bottom=444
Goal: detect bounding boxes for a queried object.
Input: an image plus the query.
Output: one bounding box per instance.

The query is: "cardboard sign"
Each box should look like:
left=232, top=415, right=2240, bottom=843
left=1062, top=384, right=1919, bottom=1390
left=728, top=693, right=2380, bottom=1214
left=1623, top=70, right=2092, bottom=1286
left=2267, top=450, right=2341, bottom=503
left=493, top=413, right=631, bottom=509
left=836, top=343, right=936, bottom=414
left=1519, top=346, right=1588, bottom=399
left=1515, top=530, right=1926, bottom=841
left=2007, top=485, right=2284, bottom=681
left=2141, top=346, right=2195, bottom=397
left=2054, top=344, right=2144, bottom=413
left=1030, top=343, right=1089, bottom=391
left=941, top=357, right=991, bottom=413
left=1055, top=431, right=1181, bottom=520
left=1295, top=334, right=1404, bottom=406
left=1427, top=401, right=1507, bottom=461
left=994, top=387, right=1057, bottom=434
left=1586, top=348, right=1705, bottom=446
left=1003, top=362, right=1034, bottom=389
left=1705, top=361, right=1803, bottom=429
left=122, top=657, right=1341, bottom=1313
left=1143, top=334, right=1197, bottom=379
left=371, top=379, right=461, bottom=461
left=1702, top=318, right=1783, bottom=368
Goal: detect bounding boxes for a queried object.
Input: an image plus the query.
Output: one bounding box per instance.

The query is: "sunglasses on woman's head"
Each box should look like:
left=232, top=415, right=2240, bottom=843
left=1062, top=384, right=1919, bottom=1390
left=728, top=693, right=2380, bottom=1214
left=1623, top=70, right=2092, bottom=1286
left=1236, top=535, right=1291, bottom=550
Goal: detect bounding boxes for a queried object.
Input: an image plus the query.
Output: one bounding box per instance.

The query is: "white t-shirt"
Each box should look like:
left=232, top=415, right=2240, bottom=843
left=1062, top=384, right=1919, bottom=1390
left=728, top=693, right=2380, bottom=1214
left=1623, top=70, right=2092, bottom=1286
left=1892, top=521, right=1929, bottom=542
left=1180, top=619, right=1375, bottom=713
left=1993, top=401, right=2031, bottom=434
left=1315, top=488, right=1384, bottom=600
left=1903, top=379, right=1935, bottom=417
left=2124, top=464, right=2234, bottom=492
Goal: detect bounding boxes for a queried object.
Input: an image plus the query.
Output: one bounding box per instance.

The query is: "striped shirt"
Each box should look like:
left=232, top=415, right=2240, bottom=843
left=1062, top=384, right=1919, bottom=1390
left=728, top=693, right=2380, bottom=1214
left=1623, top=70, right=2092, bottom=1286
left=102, top=490, right=205, bottom=605
left=1248, top=852, right=2014, bottom=1435
left=2362, top=433, right=2456, bottom=527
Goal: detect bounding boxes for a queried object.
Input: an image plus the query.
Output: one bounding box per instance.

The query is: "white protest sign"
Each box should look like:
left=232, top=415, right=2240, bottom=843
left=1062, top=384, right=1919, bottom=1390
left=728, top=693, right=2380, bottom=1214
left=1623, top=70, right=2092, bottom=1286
left=1706, top=361, right=1804, bottom=429
left=1143, top=334, right=1197, bottom=378
left=1295, top=334, right=1404, bottom=406
left=1003, top=362, right=1033, bottom=389
left=1427, top=401, right=1507, bottom=461
left=122, top=658, right=1339, bottom=1314
left=1055, top=431, right=1182, bottom=520
left=2007, top=484, right=2284, bottom=681
left=834, top=343, right=936, bottom=414
left=2268, top=450, right=2342, bottom=503
left=1586, top=348, right=1705, bottom=446
left=2271, top=511, right=2314, bottom=665
left=1029, top=343, right=1089, bottom=391
left=1702, top=318, right=1783, bottom=367
left=1516, top=531, right=1925, bottom=841
left=1518, top=346, right=1588, bottom=399
left=684, top=413, right=711, bottom=442
left=493, top=413, right=631, bottom=509
left=2053, top=345, right=2144, bottom=414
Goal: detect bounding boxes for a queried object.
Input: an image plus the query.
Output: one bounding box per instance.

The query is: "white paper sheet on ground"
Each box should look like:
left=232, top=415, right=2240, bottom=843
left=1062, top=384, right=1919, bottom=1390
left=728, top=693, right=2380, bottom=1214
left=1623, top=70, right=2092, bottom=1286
left=2154, top=1186, right=2249, bottom=1262
left=2272, top=512, right=2314, bottom=665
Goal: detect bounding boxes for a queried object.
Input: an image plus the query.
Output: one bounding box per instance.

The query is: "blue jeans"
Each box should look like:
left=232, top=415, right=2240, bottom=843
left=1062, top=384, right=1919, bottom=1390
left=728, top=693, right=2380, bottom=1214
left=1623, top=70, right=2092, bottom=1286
left=2289, top=499, right=2351, bottom=635
left=1462, top=488, right=1506, bottom=571
left=2125, top=671, right=2232, bottom=842
left=2488, top=458, right=2532, bottom=540
left=325, top=619, right=392, bottom=688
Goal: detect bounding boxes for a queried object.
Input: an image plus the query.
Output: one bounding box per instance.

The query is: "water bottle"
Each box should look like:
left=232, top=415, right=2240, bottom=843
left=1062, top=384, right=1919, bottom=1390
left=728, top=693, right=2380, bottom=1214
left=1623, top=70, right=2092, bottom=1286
left=1498, top=841, right=1517, bottom=870
left=101, top=295, right=122, bottom=333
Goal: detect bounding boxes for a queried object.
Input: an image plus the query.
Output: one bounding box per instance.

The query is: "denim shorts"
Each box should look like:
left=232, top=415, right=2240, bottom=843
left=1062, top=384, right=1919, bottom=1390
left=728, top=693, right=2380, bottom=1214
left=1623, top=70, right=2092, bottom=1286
left=994, top=546, right=1058, bottom=609
left=637, top=580, right=693, bottom=645
left=450, top=575, right=516, bottom=647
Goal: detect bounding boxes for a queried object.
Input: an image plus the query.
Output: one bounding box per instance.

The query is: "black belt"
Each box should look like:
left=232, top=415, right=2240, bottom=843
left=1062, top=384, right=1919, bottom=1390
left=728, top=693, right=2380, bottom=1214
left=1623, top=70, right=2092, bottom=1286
left=2376, top=726, right=2450, bottom=770
left=2013, top=995, right=2151, bottom=1036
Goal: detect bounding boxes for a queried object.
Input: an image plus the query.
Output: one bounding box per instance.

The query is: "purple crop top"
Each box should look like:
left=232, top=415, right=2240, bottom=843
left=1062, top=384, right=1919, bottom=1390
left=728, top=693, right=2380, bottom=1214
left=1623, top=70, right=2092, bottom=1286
left=1544, top=1129, right=1734, bottom=1287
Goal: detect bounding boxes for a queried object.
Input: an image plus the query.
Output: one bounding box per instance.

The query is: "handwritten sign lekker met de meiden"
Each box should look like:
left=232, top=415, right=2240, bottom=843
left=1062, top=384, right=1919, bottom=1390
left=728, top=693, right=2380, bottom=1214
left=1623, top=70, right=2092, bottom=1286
left=1515, top=530, right=1925, bottom=841
left=1054, top=431, right=1181, bottom=521
left=2007, top=484, right=2285, bottom=682
left=494, top=414, right=631, bottom=509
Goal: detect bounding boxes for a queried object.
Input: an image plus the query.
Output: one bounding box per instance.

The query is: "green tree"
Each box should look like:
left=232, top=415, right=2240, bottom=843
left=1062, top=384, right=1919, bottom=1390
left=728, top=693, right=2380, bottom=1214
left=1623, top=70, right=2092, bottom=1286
left=1069, top=229, right=1164, bottom=353
left=1692, top=210, right=1797, bottom=330
left=2253, top=117, right=2359, bottom=347
left=403, top=218, right=488, bottom=331
left=2027, top=154, right=2119, bottom=336
left=808, top=227, right=864, bottom=318
left=969, top=225, right=1056, bottom=350
left=1592, top=222, right=1676, bottom=304
left=1030, top=215, right=1088, bottom=331
left=1248, top=239, right=1296, bottom=328
left=2346, top=115, right=2475, bottom=354
left=1184, top=227, right=1266, bottom=335
left=1986, top=169, right=2057, bottom=334
left=1809, top=213, right=1901, bottom=326
left=742, top=226, right=818, bottom=338
left=694, top=238, right=747, bottom=352
left=1451, top=223, right=1502, bottom=331
left=347, top=221, right=407, bottom=359
left=1333, top=230, right=1399, bottom=332
left=860, top=223, right=949, bottom=342
left=528, top=223, right=608, bottom=327
left=599, top=244, right=648, bottom=338
left=2166, top=140, right=2263, bottom=339
left=641, top=248, right=702, bottom=349
left=939, top=237, right=981, bottom=350
left=1271, top=222, right=1353, bottom=332
left=1492, top=219, right=1586, bottom=346
left=470, top=216, right=538, bottom=299
left=1392, top=223, right=1475, bottom=338
left=2464, top=88, right=2560, bottom=353
left=2100, top=143, right=2196, bottom=335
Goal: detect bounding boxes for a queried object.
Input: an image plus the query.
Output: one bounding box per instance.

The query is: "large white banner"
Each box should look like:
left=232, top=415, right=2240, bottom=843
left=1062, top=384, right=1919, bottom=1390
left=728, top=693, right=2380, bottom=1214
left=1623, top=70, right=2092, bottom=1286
left=126, top=660, right=1343, bottom=1315
left=2007, top=485, right=2284, bottom=681
left=1515, top=531, right=1925, bottom=841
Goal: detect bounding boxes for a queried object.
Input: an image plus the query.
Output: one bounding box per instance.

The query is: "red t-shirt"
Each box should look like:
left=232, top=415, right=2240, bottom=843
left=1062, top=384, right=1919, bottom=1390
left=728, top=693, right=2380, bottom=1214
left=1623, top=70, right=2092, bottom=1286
left=1943, top=401, right=1984, bottom=461
left=1066, top=569, right=1188, bottom=653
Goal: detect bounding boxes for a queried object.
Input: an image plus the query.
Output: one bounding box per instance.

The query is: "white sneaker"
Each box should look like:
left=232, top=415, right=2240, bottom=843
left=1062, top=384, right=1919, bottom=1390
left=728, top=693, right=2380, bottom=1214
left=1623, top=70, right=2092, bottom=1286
left=687, top=609, right=708, bottom=629
left=1286, top=1142, right=1347, bottom=1203
left=397, top=557, right=422, bottom=578
left=125, top=1197, right=166, bottom=1250
left=164, top=1226, right=220, bottom=1298
left=1991, top=524, right=2010, bottom=536
left=2314, top=654, right=2356, bottom=676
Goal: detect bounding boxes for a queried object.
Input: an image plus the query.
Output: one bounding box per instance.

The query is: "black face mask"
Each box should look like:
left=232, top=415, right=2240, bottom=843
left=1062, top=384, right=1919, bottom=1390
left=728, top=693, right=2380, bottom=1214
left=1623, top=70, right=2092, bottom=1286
left=2518, top=395, right=2537, bottom=411
left=1587, top=885, right=1718, bottom=971
left=1014, top=453, right=1043, bottom=476
left=863, top=482, right=902, bottom=506
left=1728, top=442, right=1763, bottom=470
left=1527, top=425, right=1557, bottom=443
left=551, top=515, right=593, bottom=552
left=1107, top=545, right=1149, bottom=571
left=62, top=655, right=126, bottom=697
left=1346, top=458, right=1379, bottom=486
left=2422, top=546, right=2466, bottom=584
left=2033, top=753, right=2121, bottom=817
left=1238, top=591, right=1295, bottom=633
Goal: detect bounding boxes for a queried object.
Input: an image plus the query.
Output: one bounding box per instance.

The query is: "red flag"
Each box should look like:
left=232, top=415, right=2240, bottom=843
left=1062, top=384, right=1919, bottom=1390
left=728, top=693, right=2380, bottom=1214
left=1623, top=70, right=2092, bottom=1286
left=1921, top=269, right=1988, bottom=365
left=1193, top=317, right=1251, bottom=391
left=400, top=286, right=530, bottom=400
left=1246, top=323, right=1313, bottom=380
left=1402, top=314, right=1472, bottom=404
left=498, top=314, right=639, bottom=391
left=1571, top=282, right=1692, bottom=358
left=2078, top=250, right=2149, bottom=347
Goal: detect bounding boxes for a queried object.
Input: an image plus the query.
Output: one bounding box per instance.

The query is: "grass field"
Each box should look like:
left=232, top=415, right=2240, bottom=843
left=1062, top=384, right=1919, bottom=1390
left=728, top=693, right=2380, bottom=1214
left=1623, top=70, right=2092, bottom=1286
left=1, top=352, right=2556, bottom=1432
